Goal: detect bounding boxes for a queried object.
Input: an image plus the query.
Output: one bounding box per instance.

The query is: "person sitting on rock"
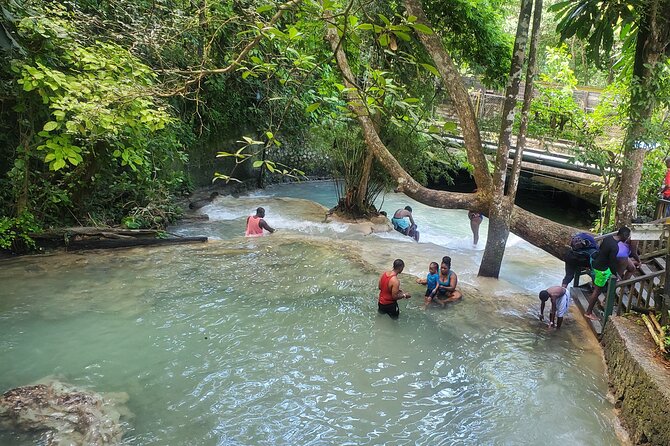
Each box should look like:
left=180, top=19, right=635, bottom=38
left=245, top=207, right=275, bottom=237
left=391, top=206, right=419, bottom=242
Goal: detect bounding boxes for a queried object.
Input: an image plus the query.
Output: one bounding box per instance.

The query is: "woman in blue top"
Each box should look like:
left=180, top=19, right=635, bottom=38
left=417, top=262, right=440, bottom=309
left=430, top=256, right=463, bottom=306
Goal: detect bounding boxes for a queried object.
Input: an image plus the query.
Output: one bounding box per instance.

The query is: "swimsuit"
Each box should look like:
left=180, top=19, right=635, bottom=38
left=435, top=270, right=454, bottom=297
left=391, top=216, right=410, bottom=231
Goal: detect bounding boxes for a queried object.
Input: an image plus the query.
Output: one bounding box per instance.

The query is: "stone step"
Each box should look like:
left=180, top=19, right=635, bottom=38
left=571, top=286, right=603, bottom=337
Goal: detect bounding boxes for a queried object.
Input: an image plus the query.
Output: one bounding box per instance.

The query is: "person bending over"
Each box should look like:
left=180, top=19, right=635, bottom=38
left=378, top=259, right=412, bottom=319
left=585, top=227, right=630, bottom=321
left=539, top=285, right=570, bottom=329
left=561, top=232, right=598, bottom=288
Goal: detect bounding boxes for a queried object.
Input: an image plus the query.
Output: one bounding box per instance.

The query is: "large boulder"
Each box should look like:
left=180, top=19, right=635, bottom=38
left=0, top=379, right=129, bottom=445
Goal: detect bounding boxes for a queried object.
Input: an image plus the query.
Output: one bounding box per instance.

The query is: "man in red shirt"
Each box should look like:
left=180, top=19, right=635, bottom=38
left=245, top=207, right=275, bottom=237
left=378, top=259, right=412, bottom=319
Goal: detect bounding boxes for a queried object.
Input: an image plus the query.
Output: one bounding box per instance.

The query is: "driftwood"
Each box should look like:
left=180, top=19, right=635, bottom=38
left=35, top=227, right=160, bottom=238
left=63, top=236, right=208, bottom=251
left=28, top=227, right=208, bottom=252
left=642, top=314, right=667, bottom=353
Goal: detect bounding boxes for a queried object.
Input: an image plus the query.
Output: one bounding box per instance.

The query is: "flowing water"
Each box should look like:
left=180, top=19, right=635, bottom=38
left=0, top=182, right=622, bottom=445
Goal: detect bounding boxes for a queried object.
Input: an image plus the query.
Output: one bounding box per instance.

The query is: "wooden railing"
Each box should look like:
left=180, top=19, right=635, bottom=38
left=579, top=216, right=670, bottom=329
left=603, top=271, right=666, bottom=326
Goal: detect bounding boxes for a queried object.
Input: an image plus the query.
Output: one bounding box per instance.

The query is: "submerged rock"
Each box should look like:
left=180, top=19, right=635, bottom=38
left=0, top=379, right=129, bottom=445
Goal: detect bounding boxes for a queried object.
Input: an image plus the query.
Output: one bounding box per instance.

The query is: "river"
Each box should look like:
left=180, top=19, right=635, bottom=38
left=0, top=181, right=623, bottom=445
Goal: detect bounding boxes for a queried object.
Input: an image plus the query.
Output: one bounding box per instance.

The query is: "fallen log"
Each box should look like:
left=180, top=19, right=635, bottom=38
left=63, top=236, right=208, bottom=251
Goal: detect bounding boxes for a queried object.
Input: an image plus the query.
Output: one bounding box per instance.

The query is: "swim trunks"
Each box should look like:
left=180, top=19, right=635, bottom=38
left=378, top=302, right=399, bottom=319
left=593, top=268, right=612, bottom=287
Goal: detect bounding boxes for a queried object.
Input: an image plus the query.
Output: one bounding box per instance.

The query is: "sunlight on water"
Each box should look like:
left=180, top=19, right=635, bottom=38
left=0, top=182, right=622, bottom=445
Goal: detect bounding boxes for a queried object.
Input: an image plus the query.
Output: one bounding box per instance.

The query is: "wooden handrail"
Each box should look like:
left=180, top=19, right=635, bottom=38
left=615, top=270, right=665, bottom=288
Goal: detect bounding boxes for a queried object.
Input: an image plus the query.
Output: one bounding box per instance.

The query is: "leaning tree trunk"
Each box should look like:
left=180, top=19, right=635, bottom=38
left=478, top=0, right=533, bottom=278
left=403, top=0, right=492, bottom=196
left=615, top=0, right=670, bottom=227
left=323, top=6, right=577, bottom=262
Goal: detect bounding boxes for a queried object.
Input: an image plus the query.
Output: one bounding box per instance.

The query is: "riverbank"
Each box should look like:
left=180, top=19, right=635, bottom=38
left=602, top=316, right=670, bottom=445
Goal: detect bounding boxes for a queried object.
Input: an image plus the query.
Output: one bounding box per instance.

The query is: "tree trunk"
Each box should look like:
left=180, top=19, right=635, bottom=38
left=323, top=7, right=577, bottom=262
left=509, top=0, right=542, bottom=202
left=479, top=0, right=533, bottom=278
left=355, top=148, right=374, bottom=211
left=615, top=0, right=670, bottom=227
left=402, top=0, right=492, bottom=196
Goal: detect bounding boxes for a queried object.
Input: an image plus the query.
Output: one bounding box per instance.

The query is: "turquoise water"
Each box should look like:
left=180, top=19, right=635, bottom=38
left=0, top=183, right=621, bottom=445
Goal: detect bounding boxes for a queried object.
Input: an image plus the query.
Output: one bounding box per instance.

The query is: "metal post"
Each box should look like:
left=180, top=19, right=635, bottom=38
left=603, top=276, right=617, bottom=327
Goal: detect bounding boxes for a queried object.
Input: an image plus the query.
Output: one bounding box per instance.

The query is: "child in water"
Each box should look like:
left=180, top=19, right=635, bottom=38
left=417, top=262, right=440, bottom=309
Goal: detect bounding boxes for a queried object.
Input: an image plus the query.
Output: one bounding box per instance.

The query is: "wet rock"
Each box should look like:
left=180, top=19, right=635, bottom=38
left=189, top=191, right=220, bottom=210
left=602, top=316, right=670, bottom=445
left=0, top=379, right=129, bottom=445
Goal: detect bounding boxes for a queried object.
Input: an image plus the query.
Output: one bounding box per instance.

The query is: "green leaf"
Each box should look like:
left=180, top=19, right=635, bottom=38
left=407, top=15, right=417, bottom=23
left=253, top=160, right=263, bottom=168
left=305, top=102, right=321, bottom=113
left=266, top=131, right=274, bottom=140
left=43, top=121, right=58, bottom=131
left=412, top=23, right=433, bottom=35
left=379, top=33, right=389, bottom=47
left=378, top=14, right=391, bottom=26
left=443, top=121, right=458, bottom=132
left=420, top=63, right=439, bottom=77
left=256, top=5, right=274, bottom=13
left=393, top=31, right=411, bottom=41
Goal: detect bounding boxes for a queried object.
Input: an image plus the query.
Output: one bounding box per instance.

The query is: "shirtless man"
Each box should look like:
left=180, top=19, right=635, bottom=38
left=539, top=285, right=570, bottom=329
left=391, top=206, right=419, bottom=242
left=245, top=207, right=275, bottom=237
left=377, top=259, right=412, bottom=319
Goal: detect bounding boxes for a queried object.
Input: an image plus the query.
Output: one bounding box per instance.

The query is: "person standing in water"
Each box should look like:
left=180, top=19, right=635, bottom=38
left=245, top=207, right=275, bottom=237
left=468, top=210, right=484, bottom=245
left=585, top=226, right=630, bottom=321
left=391, top=206, right=419, bottom=242
left=378, top=259, right=412, bottom=319
left=539, top=285, right=570, bottom=329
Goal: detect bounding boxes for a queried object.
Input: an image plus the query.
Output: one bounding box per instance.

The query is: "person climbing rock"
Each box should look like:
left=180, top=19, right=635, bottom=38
left=391, top=206, right=419, bottom=242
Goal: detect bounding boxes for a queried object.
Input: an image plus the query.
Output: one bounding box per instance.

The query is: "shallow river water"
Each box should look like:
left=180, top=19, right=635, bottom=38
left=0, top=182, right=622, bottom=445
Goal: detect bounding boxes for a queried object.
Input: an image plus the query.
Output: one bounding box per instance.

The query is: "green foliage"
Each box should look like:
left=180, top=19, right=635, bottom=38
left=12, top=5, right=172, bottom=172
left=528, top=46, right=585, bottom=140
left=0, top=211, right=40, bottom=252
left=0, top=1, right=189, bottom=229
left=424, top=0, right=513, bottom=88
left=551, top=0, right=637, bottom=68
